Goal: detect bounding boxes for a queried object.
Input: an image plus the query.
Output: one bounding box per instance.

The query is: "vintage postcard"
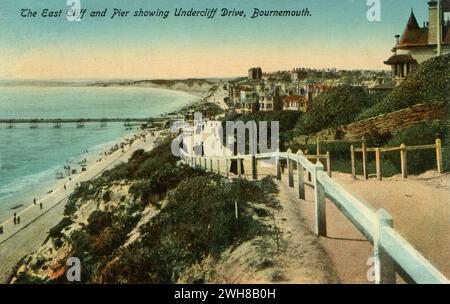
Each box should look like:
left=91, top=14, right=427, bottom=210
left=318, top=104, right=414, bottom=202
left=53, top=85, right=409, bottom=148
left=0, top=0, right=448, bottom=292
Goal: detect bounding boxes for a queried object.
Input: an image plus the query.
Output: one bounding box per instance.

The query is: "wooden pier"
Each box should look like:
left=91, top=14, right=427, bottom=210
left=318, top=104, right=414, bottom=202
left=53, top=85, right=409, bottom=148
left=0, top=118, right=167, bottom=129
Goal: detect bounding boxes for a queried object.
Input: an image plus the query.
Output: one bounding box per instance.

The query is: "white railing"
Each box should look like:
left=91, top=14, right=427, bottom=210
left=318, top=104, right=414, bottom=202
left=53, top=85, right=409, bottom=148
left=179, top=148, right=449, bottom=284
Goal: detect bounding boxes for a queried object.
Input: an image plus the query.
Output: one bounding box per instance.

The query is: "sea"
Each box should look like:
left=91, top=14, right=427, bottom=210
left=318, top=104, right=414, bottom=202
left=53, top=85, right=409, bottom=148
left=0, top=83, right=195, bottom=222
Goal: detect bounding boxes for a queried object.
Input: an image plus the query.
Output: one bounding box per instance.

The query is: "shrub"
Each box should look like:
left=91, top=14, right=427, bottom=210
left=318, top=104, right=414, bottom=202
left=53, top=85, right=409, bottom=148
left=294, top=85, right=369, bottom=135
left=223, top=111, right=301, bottom=150
left=102, top=190, right=111, bottom=202
left=100, top=175, right=278, bottom=283
left=47, top=217, right=73, bottom=240
left=384, top=120, right=448, bottom=174
left=358, top=54, right=450, bottom=120
left=86, top=211, right=113, bottom=235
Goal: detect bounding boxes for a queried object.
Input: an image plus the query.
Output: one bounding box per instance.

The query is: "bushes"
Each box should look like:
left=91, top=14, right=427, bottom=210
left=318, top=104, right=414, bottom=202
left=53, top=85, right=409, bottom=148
left=100, top=175, right=278, bottom=283
left=129, top=164, right=204, bottom=205
left=384, top=120, right=448, bottom=175
left=223, top=111, right=301, bottom=150
left=47, top=217, right=73, bottom=243
left=294, top=85, right=369, bottom=135
left=87, top=211, right=114, bottom=235
left=290, top=120, right=448, bottom=177
left=358, top=54, right=450, bottom=120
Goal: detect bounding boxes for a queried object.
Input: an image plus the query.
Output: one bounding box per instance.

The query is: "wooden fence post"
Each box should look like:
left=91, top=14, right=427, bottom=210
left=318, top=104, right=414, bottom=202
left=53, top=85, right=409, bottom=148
left=275, top=149, right=281, bottom=180
left=313, top=162, right=327, bottom=237
left=326, top=151, right=331, bottom=177
left=251, top=154, right=258, bottom=180
left=362, top=141, right=368, bottom=180
left=375, top=148, right=382, bottom=181
left=305, top=150, right=311, bottom=182
left=374, top=209, right=396, bottom=284
left=297, top=151, right=306, bottom=200
left=225, top=158, right=229, bottom=178
left=210, top=158, right=213, bottom=173
left=400, top=143, right=407, bottom=179
left=436, top=138, right=443, bottom=174
left=350, top=145, right=356, bottom=180
left=217, top=159, right=221, bottom=175
left=237, top=154, right=242, bottom=177
left=287, top=149, right=294, bottom=187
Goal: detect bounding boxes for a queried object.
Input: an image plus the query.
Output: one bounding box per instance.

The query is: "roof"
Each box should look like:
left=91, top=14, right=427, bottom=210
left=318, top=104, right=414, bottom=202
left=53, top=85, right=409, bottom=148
left=399, top=11, right=428, bottom=47
left=384, top=54, right=418, bottom=65
left=283, top=95, right=307, bottom=103
left=398, top=7, right=450, bottom=48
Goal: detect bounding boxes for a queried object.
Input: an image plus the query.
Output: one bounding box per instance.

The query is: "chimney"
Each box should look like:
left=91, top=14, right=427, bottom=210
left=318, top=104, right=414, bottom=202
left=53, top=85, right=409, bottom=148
left=428, top=0, right=438, bottom=45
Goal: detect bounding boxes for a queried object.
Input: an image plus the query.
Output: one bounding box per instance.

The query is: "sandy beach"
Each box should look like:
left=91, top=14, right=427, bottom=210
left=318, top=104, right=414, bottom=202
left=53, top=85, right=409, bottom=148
left=0, top=127, right=162, bottom=282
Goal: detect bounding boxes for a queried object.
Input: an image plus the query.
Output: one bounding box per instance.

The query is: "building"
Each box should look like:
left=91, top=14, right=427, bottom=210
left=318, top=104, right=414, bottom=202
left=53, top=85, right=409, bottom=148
left=290, top=68, right=307, bottom=81
left=384, top=0, right=450, bottom=85
left=258, top=93, right=275, bottom=112
left=283, top=95, right=309, bottom=112
left=248, top=67, right=262, bottom=81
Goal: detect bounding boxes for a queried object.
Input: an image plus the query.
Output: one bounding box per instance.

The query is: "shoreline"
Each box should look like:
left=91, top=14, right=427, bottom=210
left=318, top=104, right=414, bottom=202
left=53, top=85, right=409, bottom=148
left=0, top=86, right=207, bottom=282
left=0, top=127, right=167, bottom=282
left=0, top=127, right=137, bottom=223
left=0, top=85, right=203, bottom=221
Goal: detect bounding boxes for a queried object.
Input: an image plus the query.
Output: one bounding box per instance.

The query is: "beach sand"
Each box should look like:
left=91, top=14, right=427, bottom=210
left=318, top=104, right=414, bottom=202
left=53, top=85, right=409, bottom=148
left=0, top=128, right=162, bottom=283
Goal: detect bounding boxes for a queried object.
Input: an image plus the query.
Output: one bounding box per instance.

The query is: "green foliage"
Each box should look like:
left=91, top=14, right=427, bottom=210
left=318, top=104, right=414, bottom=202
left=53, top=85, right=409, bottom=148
left=291, top=120, right=448, bottom=177
left=87, top=211, right=114, bottom=235
left=358, top=54, right=450, bottom=120
left=223, top=111, right=301, bottom=150
left=47, top=217, right=73, bottom=241
left=70, top=230, right=91, bottom=258
left=102, top=190, right=111, bottom=202
left=384, top=120, right=448, bottom=175
left=100, top=176, right=278, bottom=283
left=294, top=85, right=369, bottom=135
left=129, top=164, right=205, bottom=205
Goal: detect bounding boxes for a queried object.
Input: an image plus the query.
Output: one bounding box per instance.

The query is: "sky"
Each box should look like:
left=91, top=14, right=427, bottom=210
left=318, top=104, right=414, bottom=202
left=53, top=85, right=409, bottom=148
left=0, top=0, right=431, bottom=79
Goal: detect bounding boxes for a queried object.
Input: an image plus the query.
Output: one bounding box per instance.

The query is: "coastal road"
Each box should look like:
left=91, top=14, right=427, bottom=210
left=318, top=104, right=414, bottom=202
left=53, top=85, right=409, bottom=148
left=0, top=131, right=157, bottom=283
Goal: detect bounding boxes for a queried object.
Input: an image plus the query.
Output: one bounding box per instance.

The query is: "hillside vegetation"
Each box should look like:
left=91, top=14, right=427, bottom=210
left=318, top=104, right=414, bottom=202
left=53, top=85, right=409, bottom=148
left=357, top=54, right=450, bottom=120
left=10, top=139, right=287, bottom=284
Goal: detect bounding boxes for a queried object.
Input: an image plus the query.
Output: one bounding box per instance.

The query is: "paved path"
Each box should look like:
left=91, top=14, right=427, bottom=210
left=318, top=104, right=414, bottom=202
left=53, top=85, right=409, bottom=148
left=0, top=132, right=156, bottom=283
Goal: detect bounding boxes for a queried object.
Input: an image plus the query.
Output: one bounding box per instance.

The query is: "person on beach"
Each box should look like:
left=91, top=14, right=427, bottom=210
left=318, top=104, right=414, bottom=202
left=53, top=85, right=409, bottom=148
left=39, top=202, right=43, bottom=210
left=13, top=213, right=17, bottom=225
left=17, top=216, right=20, bottom=225
left=64, top=184, right=67, bottom=190
left=33, top=198, right=36, bottom=205
left=0, top=225, right=3, bottom=234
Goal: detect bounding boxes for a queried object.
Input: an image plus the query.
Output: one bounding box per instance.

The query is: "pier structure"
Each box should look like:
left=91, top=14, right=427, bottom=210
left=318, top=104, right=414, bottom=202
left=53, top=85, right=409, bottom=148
left=29, top=119, right=39, bottom=129
left=76, top=119, right=85, bottom=128
left=1, top=117, right=168, bottom=129
left=53, top=119, right=62, bottom=129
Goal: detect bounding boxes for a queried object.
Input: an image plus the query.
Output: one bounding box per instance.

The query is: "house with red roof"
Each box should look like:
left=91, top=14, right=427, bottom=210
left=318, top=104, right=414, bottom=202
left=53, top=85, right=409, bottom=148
left=384, top=0, right=450, bottom=85
left=283, top=95, right=309, bottom=112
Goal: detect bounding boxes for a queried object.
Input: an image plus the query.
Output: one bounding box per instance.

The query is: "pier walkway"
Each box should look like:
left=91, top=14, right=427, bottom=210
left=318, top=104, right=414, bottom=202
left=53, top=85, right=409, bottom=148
left=1, top=117, right=168, bottom=128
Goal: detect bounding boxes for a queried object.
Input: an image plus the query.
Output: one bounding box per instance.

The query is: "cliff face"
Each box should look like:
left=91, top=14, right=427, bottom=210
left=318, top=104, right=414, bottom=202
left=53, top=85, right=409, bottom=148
left=88, top=79, right=216, bottom=97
